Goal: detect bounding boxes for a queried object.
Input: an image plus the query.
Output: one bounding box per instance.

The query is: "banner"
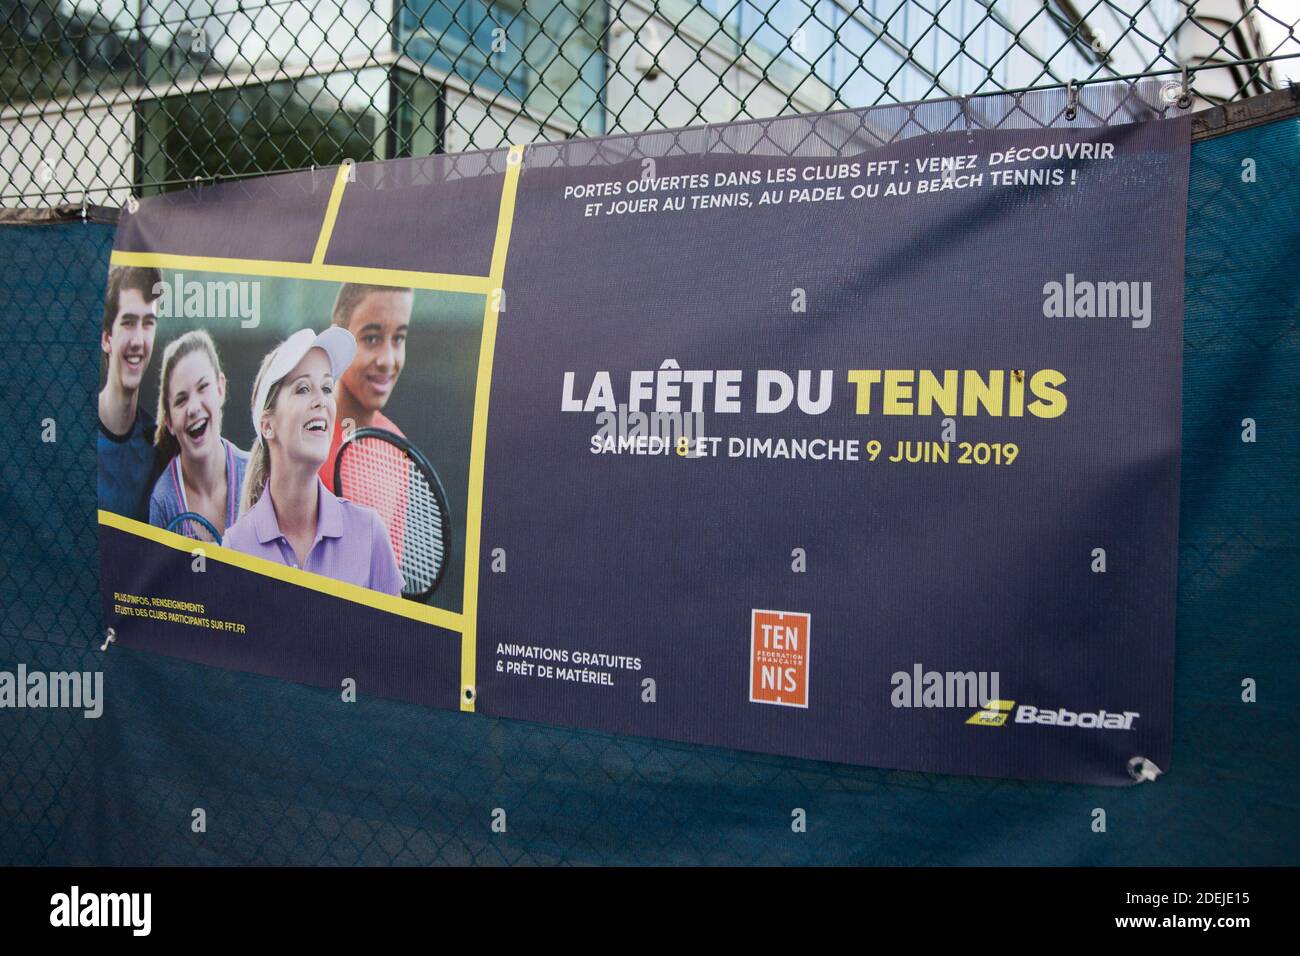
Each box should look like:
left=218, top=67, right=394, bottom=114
left=98, top=104, right=1190, bottom=785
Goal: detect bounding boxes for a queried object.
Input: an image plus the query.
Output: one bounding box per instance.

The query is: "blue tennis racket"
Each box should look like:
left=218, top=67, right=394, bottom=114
left=166, top=511, right=222, bottom=545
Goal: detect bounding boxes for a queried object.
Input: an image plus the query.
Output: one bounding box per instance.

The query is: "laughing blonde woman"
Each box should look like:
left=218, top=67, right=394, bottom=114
left=223, top=326, right=403, bottom=596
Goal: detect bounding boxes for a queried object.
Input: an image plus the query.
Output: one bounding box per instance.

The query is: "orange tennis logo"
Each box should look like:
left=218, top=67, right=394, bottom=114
left=749, top=610, right=810, bottom=708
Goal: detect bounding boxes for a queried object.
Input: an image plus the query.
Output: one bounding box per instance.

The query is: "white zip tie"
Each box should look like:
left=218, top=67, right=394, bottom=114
left=1127, top=756, right=1163, bottom=783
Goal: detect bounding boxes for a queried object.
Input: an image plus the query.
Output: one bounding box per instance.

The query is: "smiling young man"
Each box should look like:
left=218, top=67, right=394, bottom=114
left=319, top=283, right=413, bottom=493
left=97, top=265, right=163, bottom=521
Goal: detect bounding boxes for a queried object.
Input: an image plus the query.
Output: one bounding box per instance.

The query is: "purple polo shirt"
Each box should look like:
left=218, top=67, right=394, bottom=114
left=224, top=477, right=404, bottom=597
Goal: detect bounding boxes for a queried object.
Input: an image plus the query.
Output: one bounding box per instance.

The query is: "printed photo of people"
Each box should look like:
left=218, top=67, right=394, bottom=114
left=97, top=266, right=482, bottom=612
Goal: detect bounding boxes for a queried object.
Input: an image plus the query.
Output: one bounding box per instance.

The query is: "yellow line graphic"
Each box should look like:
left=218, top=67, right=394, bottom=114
left=99, top=509, right=465, bottom=633
left=109, top=250, right=494, bottom=295
left=109, top=146, right=529, bottom=709
left=460, top=144, right=526, bottom=712
left=311, top=162, right=353, bottom=265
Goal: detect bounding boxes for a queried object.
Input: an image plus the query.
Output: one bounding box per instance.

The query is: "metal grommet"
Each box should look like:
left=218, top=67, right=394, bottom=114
left=463, top=685, right=476, bottom=704
left=1127, top=756, right=1163, bottom=783
left=1064, top=79, right=1079, bottom=122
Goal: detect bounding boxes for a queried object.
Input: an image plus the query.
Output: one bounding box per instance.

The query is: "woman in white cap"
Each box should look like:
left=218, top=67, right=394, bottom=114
left=224, top=327, right=403, bottom=596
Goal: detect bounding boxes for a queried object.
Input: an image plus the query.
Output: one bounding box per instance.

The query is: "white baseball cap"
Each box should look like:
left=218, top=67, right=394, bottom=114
left=250, top=326, right=356, bottom=435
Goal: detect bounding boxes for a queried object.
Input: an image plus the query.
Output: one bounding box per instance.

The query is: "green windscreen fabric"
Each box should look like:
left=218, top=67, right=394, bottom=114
left=0, top=115, right=1295, bottom=865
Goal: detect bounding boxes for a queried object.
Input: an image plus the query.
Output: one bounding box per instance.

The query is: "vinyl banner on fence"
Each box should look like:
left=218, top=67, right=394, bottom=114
left=97, top=104, right=1191, bottom=785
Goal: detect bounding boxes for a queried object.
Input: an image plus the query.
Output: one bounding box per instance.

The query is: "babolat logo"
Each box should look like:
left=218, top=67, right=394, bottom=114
left=1015, top=704, right=1139, bottom=730
left=966, top=699, right=1015, bottom=727
left=967, top=700, right=1139, bottom=730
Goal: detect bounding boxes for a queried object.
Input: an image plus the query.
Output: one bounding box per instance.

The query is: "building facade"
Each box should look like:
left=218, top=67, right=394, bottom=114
left=0, top=0, right=1280, bottom=206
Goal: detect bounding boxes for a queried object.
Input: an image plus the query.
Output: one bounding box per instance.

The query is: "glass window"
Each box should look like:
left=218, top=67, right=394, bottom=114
left=135, top=67, right=397, bottom=193
left=400, top=1, right=530, bottom=101
left=2, top=2, right=397, bottom=105
left=399, top=0, right=605, bottom=134
left=391, top=68, right=443, bottom=158
left=2, top=0, right=140, bottom=101
left=693, top=0, right=1189, bottom=103
left=137, top=1, right=390, bottom=88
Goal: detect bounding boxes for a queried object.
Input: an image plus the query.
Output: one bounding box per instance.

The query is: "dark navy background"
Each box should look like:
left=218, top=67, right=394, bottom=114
left=100, top=526, right=461, bottom=711
left=116, top=149, right=508, bottom=276
left=115, top=171, right=330, bottom=263
left=477, top=118, right=1190, bottom=785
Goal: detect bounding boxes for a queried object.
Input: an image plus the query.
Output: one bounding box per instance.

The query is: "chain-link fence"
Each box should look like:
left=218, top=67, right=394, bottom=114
left=1, top=86, right=1297, bottom=866
left=1, top=1, right=1297, bottom=207
left=1, top=4, right=1298, bottom=866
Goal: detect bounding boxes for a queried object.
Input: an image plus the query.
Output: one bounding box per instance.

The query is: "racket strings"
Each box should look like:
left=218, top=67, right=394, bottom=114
left=399, top=459, right=445, bottom=593
left=170, top=514, right=218, bottom=543
left=338, top=436, right=446, bottom=596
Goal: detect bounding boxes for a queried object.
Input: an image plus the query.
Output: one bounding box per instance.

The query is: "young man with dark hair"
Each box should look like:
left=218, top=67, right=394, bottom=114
left=319, top=283, right=413, bottom=493
left=97, top=265, right=163, bottom=521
